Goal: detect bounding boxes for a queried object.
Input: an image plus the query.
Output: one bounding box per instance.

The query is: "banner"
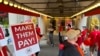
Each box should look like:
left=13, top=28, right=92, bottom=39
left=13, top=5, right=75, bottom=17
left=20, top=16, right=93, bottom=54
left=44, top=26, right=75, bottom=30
left=10, top=23, right=40, bottom=56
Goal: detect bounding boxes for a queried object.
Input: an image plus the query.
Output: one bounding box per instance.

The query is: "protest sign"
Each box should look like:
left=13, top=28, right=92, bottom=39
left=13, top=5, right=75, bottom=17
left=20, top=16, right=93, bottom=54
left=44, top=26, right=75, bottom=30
left=10, top=23, right=40, bottom=56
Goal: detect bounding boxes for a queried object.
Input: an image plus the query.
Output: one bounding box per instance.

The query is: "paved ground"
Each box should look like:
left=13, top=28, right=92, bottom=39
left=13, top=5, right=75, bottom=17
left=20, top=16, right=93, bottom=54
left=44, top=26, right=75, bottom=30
left=39, top=45, right=59, bottom=56
left=7, top=35, right=97, bottom=56
left=39, top=35, right=59, bottom=56
left=39, top=35, right=97, bottom=56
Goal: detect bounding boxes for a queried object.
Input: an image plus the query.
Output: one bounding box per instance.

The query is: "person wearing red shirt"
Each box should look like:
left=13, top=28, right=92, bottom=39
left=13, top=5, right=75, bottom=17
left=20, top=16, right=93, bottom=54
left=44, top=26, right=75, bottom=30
left=36, top=24, right=41, bottom=37
left=77, top=26, right=88, bottom=46
left=58, top=24, right=63, bottom=56
left=58, top=24, right=63, bottom=43
left=88, top=26, right=99, bottom=56
left=35, top=24, right=42, bottom=56
left=96, top=31, right=100, bottom=56
left=77, top=26, right=88, bottom=54
left=36, top=24, right=43, bottom=41
left=76, top=34, right=82, bottom=46
left=81, top=26, right=88, bottom=41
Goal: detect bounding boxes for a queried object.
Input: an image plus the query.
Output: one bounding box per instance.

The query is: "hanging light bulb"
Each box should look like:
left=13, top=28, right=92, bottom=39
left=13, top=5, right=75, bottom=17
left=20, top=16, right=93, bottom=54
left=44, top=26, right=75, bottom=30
left=27, top=8, right=29, bottom=11
left=14, top=3, right=17, bottom=8
left=4, top=0, right=8, bottom=5
left=23, top=7, right=26, bottom=10
left=18, top=5, right=21, bottom=9
left=20, top=6, right=24, bottom=10
left=0, top=0, right=3, bottom=3
left=9, top=1, right=13, bottom=6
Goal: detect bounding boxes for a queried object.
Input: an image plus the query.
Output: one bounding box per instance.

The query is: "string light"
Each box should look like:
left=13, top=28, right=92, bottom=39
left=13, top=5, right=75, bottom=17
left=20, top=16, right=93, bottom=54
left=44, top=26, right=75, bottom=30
left=4, top=0, right=8, bottom=5
left=18, top=5, right=21, bottom=9
left=3, top=0, right=53, bottom=18
left=14, top=3, right=17, bottom=8
left=9, top=1, right=13, bottom=6
left=0, top=0, right=2, bottom=3
left=71, top=3, right=100, bottom=18
left=21, top=7, right=24, bottom=10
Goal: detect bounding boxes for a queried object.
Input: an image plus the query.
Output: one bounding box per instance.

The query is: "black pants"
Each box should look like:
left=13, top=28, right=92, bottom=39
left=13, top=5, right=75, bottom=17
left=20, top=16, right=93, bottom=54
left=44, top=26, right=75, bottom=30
left=36, top=52, right=39, bottom=56
left=59, top=32, right=63, bottom=43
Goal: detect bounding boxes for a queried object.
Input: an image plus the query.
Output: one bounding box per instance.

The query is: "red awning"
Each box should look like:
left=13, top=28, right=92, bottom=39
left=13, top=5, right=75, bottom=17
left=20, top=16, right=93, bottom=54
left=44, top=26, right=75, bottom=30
left=0, top=3, right=40, bottom=17
left=84, top=7, right=100, bottom=16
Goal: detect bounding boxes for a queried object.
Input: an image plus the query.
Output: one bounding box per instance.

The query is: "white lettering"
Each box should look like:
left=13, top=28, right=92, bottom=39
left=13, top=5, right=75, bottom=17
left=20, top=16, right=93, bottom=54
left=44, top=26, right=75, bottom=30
left=21, top=26, right=26, bottom=31
left=23, top=40, right=29, bottom=47
left=28, top=31, right=34, bottom=36
left=16, top=31, right=34, bottom=39
left=18, top=38, right=35, bottom=48
left=25, top=25, right=33, bottom=30
left=18, top=41, right=23, bottom=48
left=28, top=38, right=33, bottom=44
left=15, top=27, right=21, bottom=32
left=14, top=25, right=33, bottom=32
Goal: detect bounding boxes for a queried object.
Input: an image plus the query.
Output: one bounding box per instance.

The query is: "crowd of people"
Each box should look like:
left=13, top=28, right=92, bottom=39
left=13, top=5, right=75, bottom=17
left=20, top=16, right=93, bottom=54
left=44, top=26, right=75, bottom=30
left=1, top=23, right=100, bottom=56
left=57, top=24, right=100, bottom=56
left=47, top=23, right=100, bottom=56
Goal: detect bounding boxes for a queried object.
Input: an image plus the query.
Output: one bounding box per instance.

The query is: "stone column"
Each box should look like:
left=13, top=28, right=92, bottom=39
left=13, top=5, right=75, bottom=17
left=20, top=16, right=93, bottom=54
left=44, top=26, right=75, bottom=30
left=38, top=16, right=47, bottom=45
left=78, top=15, right=88, bottom=31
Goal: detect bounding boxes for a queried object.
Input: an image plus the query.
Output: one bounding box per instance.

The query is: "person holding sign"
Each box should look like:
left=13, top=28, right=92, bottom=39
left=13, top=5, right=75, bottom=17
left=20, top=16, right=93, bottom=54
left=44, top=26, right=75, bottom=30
left=35, top=24, right=42, bottom=56
left=36, top=24, right=43, bottom=41
left=10, top=23, right=40, bottom=56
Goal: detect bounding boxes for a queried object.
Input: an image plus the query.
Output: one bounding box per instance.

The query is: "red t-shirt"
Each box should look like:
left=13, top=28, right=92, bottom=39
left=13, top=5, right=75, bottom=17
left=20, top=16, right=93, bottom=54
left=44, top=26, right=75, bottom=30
left=36, top=27, right=41, bottom=36
left=58, top=26, right=63, bottom=32
left=81, top=29, right=88, bottom=39
left=76, top=36, right=83, bottom=46
left=0, top=46, right=8, bottom=56
left=88, top=30, right=99, bottom=46
left=96, top=31, right=100, bottom=50
left=76, top=29, right=88, bottom=46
